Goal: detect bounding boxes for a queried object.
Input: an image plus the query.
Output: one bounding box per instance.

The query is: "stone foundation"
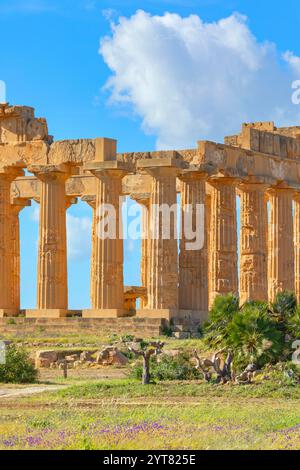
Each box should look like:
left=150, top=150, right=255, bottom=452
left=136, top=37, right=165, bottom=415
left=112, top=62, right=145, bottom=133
left=0, top=317, right=169, bottom=337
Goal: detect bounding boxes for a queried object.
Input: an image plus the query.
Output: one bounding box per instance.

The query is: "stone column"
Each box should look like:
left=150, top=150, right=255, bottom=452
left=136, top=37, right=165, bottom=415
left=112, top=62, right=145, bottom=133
left=205, top=193, right=212, bottom=308
left=0, top=166, right=24, bottom=316
left=209, top=177, right=238, bottom=307
left=10, top=198, right=31, bottom=311
left=179, top=171, right=208, bottom=317
left=268, top=186, right=295, bottom=302
left=294, top=193, right=300, bottom=303
left=239, top=183, right=268, bottom=303
left=81, top=195, right=97, bottom=309
left=131, top=194, right=150, bottom=309
left=82, top=161, right=130, bottom=317
left=27, top=165, right=71, bottom=317
left=137, top=158, right=182, bottom=319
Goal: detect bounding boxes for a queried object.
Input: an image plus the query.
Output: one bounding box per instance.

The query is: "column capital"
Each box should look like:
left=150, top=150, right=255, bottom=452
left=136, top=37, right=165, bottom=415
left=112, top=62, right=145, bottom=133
left=208, top=174, right=240, bottom=187
left=28, top=163, right=78, bottom=182
left=0, top=163, right=24, bottom=181
left=84, top=160, right=131, bottom=179
left=267, top=184, right=295, bottom=196
left=238, top=181, right=270, bottom=193
left=178, top=169, right=208, bottom=183
left=294, top=191, right=300, bottom=202
left=137, top=157, right=185, bottom=178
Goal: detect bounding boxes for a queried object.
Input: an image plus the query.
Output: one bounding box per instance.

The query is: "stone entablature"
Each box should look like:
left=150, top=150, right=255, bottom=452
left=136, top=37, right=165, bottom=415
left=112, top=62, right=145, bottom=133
left=2, top=104, right=300, bottom=321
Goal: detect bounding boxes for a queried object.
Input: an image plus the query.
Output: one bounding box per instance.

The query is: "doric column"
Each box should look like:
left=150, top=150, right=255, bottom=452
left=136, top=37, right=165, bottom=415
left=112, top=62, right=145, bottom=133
left=82, top=161, right=130, bottom=317
left=239, top=182, right=268, bottom=303
left=205, top=193, right=212, bottom=306
left=137, top=157, right=182, bottom=319
left=131, top=193, right=151, bottom=309
left=179, top=171, right=208, bottom=314
left=294, top=193, right=300, bottom=303
left=10, top=198, right=31, bottom=311
left=0, top=165, right=24, bottom=316
left=27, top=165, right=71, bottom=316
left=209, top=177, right=238, bottom=307
left=268, top=186, right=294, bottom=302
left=81, top=195, right=97, bottom=309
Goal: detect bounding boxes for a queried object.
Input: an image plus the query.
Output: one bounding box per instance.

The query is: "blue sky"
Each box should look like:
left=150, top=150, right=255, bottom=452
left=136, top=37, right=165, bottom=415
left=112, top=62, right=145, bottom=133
left=1, top=0, right=299, bottom=308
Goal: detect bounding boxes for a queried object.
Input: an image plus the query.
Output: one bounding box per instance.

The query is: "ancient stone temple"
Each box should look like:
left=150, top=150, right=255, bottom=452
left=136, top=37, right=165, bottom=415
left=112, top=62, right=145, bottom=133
left=1, top=103, right=300, bottom=326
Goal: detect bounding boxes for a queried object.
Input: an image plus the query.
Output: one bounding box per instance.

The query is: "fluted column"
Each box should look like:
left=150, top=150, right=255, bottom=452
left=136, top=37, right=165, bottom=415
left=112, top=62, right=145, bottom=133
left=209, top=177, right=238, bottom=307
left=294, top=193, right=300, bottom=303
left=239, top=183, right=268, bottom=303
left=27, top=165, right=70, bottom=315
left=179, top=172, right=208, bottom=314
left=10, top=199, right=31, bottom=311
left=268, top=187, right=294, bottom=302
left=137, top=159, right=181, bottom=319
left=82, top=195, right=97, bottom=309
left=0, top=166, right=24, bottom=316
left=205, top=193, right=212, bottom=306
left=131, top=194, right=150, bottom=308
left=81, top=161, right=131, bottom=317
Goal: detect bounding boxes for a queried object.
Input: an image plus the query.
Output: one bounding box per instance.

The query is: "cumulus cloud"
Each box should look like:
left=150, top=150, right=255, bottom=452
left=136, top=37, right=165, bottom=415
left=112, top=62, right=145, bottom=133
left=100, top=10, right=300, bottom=148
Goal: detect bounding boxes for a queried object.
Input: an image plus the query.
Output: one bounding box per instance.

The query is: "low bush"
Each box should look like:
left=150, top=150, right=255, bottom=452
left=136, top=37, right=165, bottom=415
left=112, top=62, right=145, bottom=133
left=130, top=352, right=201, bottom=382
left=0, top=343, right=37, bottom=384
left=227, top=304, right=284, bottom=369
left=203, top=293, right=239, bottom=348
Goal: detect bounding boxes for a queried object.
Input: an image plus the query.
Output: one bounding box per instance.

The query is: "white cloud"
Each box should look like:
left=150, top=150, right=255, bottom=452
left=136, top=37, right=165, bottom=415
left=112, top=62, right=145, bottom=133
left=100, top=10, right=300, bottom=149
left=67, top=213, right=92, bottom=261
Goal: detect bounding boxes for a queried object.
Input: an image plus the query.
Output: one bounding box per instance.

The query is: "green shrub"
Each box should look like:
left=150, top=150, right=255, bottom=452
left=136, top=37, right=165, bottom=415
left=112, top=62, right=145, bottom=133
left=286, top=306, right=300, bottom=339
left=270, top=291, right=297, bottom=326
left=203, top=293, right=239, bottom=348
left=130, top=352, right=201, bottom=381
left=227, top=304, right=284, bottom=369
left=0, top=343, right=37, bottom=383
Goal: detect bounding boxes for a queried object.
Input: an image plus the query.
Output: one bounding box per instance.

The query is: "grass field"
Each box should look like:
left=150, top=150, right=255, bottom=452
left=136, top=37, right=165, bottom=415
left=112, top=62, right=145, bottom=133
left=1, top=329, right=300, bottom=450
left=1, top=377, right=300, bottom=450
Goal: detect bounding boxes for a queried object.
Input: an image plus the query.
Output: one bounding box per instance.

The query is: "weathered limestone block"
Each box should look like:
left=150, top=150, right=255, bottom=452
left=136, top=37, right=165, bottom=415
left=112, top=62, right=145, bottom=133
left=209, top=177, right=238, bottom=307
left=239, top=183, right=268, bottom=303
left=96, top=347, right=128, bottom=366
left=0, top=141, right=49, bottom=166
left=48, top=139, right=95, bottom=165
left=0, top=105, right=51, bottom=143
left=179, top=171, right=208, bottom=313
left=268, top=187, right=295, bottom=301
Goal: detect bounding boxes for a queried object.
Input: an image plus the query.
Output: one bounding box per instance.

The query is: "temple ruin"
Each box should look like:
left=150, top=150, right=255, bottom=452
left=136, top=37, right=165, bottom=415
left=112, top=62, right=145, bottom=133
left=1, top=103, right=300, bottom=326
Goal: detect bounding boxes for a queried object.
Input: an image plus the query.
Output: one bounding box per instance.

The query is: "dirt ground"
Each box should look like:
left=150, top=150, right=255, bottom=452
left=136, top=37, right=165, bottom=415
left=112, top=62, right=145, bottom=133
left=38, top=366, right=128, bottom=382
